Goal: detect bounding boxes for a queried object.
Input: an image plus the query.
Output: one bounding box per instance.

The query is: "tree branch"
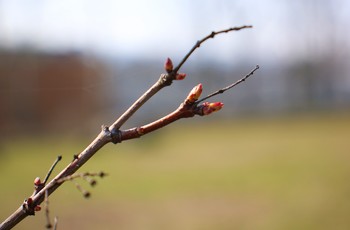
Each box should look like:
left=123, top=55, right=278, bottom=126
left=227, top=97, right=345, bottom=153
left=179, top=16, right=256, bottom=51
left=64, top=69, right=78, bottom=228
left=0, top=26, right=256, bottom=230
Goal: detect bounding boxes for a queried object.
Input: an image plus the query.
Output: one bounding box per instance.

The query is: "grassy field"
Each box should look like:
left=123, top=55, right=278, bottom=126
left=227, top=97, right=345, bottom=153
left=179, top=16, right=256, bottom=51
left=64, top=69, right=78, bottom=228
left=1, top=112, right=349, bottom=229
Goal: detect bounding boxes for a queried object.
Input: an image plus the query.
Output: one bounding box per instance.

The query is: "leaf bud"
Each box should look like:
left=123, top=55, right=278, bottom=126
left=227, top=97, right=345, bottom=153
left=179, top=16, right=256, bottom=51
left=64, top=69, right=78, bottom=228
left=202, top=102, right=224, bottom=115
left=34, top=177, right=41, bottom=186
left=186, top=83, right=203, bottom=104
left=175, top=73, right=186, bottom=80
left=164, top=57, right=173, bottom=73
left=34, top=205, right=41, bottom=212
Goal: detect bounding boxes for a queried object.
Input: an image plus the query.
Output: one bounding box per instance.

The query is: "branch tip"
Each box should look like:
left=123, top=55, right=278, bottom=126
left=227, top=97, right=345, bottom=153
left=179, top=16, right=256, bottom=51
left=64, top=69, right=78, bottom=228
left=197, top=64, right=260, bottom=103
left=43, top=155, right=62, bottom=185
left=174, top=25, right=253, bottom=72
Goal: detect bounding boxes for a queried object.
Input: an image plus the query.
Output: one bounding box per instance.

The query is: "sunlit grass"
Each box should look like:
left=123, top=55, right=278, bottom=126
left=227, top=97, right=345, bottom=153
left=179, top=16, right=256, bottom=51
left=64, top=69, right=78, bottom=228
left=1, top=112, right=349, bottom=229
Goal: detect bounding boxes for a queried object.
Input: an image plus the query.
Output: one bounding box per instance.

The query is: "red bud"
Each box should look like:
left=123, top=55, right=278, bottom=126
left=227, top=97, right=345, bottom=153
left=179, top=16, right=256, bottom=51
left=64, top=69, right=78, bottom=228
left=34, top=177, right=41, bottom=186
left=34, top=205, right=41, bottom=212
left=26, top=197, right=33, bottom=205
left=164, top=57, right=173, bottom=73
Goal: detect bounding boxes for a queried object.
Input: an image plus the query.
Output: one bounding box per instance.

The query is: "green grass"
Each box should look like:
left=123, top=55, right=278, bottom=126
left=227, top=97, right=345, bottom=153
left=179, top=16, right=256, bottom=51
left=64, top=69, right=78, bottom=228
left=1, top=112, right=350, bottom=229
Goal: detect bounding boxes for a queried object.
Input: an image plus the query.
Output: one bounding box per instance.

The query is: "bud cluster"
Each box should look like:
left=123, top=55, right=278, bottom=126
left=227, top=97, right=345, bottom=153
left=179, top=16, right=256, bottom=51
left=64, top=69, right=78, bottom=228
left=164, top=57, right=187, bottom=80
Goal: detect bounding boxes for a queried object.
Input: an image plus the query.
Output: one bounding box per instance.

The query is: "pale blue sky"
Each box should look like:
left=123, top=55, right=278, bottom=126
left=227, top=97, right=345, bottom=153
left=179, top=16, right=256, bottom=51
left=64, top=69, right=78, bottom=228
left=0, top=0, right=349, bottom=64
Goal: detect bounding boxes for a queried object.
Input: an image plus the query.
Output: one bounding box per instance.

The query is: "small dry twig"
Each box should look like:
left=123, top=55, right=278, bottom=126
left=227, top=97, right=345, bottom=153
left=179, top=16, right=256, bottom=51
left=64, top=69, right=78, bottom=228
left=44, top=190, right=58, bottom=230
left=197, top=65, right=260, bottom=103
left=45, top=190, right=53, bottom=229
left=174, top=25, right=253, bottom=72
left=43, top=156, right=62, bottom=185
left=56, top=171, right=107, bottom=198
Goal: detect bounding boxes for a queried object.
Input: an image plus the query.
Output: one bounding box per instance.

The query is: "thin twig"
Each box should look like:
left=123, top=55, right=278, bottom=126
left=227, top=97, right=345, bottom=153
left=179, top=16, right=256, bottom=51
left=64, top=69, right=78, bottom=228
left=53, top=217, right=58, bottom=230
left=73, top=180, right=91, bottom=198
left=45, top=190, right=52, bottom=229
left=43, top=156, right=62, bottom=184
left=173, top=25, right=253, bottom=73
left=56, top=172, right=107, bottom=184
left=197, top=65, right=260, bottom=103
left=56, top=172, right=107, bottom=198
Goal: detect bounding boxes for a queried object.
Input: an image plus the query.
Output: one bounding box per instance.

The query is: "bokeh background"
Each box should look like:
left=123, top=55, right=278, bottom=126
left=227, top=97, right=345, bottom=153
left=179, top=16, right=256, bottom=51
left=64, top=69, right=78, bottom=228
left=1, top=0, right=350, bottom=229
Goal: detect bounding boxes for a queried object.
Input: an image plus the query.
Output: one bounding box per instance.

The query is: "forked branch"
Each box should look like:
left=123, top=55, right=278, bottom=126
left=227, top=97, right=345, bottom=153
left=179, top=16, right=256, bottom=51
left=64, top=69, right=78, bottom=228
left=109, top=25, right=252, bottom=131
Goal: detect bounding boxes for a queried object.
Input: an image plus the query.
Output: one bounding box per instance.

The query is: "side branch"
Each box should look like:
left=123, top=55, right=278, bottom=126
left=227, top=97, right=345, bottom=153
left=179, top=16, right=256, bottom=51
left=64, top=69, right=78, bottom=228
left=173, top=25, right=253, bottom=73
left=120, top=103, right=197, bottom=141
left=197, top=65, right=260, bottom=103
left=118, top=64, right=259, bottom=142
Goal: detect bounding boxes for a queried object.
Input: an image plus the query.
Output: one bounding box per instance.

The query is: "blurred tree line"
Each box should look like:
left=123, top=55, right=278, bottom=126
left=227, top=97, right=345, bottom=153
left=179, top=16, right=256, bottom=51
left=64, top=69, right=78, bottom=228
left=0, top=49, right=110, bottom=137
left=0, top=47, right=348, bottom=138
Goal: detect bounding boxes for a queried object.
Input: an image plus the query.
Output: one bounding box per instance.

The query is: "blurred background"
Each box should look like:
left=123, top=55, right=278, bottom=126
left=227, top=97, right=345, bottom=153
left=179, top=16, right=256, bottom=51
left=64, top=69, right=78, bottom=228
left=1, top=0, right=350, bottom=229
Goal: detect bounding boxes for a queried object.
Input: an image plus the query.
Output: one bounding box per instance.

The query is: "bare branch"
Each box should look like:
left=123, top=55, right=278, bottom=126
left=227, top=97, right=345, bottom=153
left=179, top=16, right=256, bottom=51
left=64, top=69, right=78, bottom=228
left=197, top=65, right=260, bottom=103
left=109, top=25, right=252, bottom=132
left=173, top=25, right=253, bottom=73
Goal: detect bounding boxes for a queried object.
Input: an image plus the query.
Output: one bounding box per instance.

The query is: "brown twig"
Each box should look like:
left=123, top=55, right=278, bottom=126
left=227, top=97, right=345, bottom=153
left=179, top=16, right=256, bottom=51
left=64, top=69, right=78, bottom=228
left=44, top=186, right=58, bottom=230
left=45, top=190, right=53, bottom=229
left=56, top=172, right=107, bottom=198
left=56, top=172, right=107, bottom=186
left=119, top=103, right=196, bottom=141
left=173, top=25, right=253, bottom=73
